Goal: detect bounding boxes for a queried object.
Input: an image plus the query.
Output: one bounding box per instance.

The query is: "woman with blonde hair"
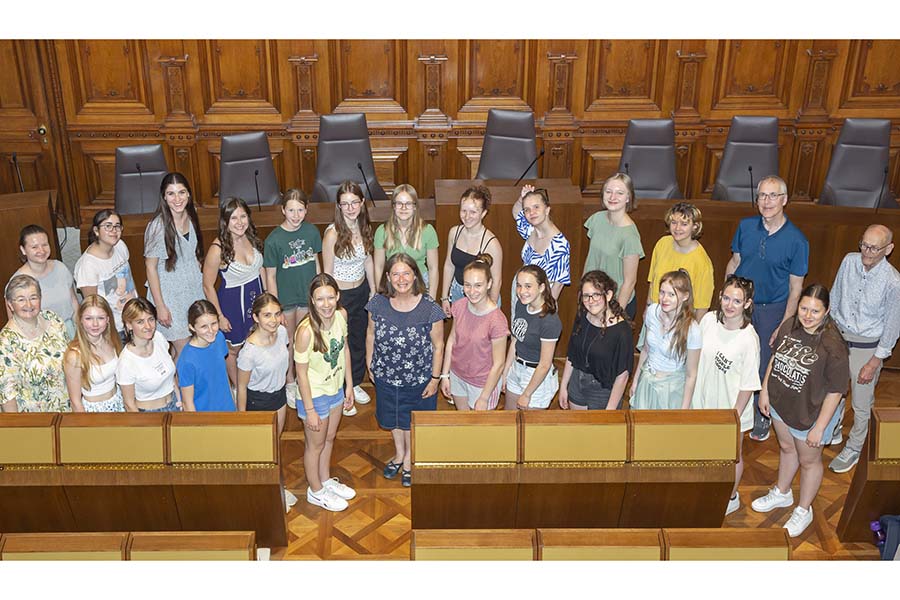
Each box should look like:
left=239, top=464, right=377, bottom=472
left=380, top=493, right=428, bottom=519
left=374, top=184, right=440, bottom=299
left=630, top=269, right=701, bottom=409
left=64, top=295, right=124, bottom=412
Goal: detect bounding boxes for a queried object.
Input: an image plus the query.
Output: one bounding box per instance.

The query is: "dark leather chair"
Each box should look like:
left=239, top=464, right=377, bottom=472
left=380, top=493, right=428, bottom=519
left=114, top=144, right=168, bottom=215
left=219, top=131, right=280, bottom=207
left=312, top=113, right=386, bottom=203
left=819, top=118, right=898, bottom=209
left=712, top=116, right=779, bottom=203
left=475, top=109, right=538, bottom=180
left=618, top=119, right=682, bottom=200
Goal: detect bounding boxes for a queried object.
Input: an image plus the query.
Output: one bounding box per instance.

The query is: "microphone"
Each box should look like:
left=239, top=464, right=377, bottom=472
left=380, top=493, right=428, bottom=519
left=748, top=165, right=755, bottom=204
left=514, top=148, right=545, bottom=187
left=356, top=162, right=376, bottom=210
left=12, top=152, right=25, bottom=193
left=875, top=165, right=889, bottom=215
left=136, top=162, right=144, bottom=214
left=253, top=169, right=262, bottom=212
left=624, top=162, right=630, bottom=176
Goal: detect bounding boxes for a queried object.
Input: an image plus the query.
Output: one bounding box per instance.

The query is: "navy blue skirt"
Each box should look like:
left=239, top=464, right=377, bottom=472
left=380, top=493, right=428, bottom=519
left=374, top=378, right=437, bottom=431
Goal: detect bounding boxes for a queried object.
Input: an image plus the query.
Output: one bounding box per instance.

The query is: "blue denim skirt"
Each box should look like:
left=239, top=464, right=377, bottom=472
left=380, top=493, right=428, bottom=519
left=374, top=378, right=437, bottom=431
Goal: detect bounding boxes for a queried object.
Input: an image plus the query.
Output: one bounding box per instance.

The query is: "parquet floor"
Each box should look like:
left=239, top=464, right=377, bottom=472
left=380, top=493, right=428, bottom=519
left=272, top=367, right=900, bottom=561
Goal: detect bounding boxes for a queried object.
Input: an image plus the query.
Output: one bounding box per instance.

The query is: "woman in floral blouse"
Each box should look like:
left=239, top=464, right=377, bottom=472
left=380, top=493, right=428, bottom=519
left=365, top=253, right=445, bottom=488
left=0, top=274, right=70, bottom=412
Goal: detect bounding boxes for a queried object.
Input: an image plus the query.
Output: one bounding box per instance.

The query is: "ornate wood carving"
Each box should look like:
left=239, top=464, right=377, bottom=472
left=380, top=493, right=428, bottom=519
left=288, top=54, right=319, bottom=127
left=66, top=40, right=153, bottom=117
left=585, top=40, right=665, bottom=112
left=200, top=40, right=280, bottom=116
left=158, top=54, right=195, bottom=129
left=417, top=54, right=450, bottom=126
left=332, top=40, right=406, bottom=115
left=712, top=40, right=795, bottom=110
left=459, top=40, right=532, bottom=113
left=799, top=47, right=838, bottom=119
left=544, top=52, right=577, bottom=126
left=674, top=49, right=707, bottom=121
left=840, top=40, right=900, bottom=109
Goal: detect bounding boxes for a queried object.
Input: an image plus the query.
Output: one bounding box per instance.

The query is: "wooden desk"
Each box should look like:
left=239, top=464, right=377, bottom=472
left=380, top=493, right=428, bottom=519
left=663, top=528, right=791, bottom=560
left=537, top=528, right=664, bottom=560
left=127, top=531, right=256, bottom=561
left=837, top=407, right=900, bottom=542
left=0, top=532, right=128, bottom=561
left=0, top=190, right=60, bottom=328
left=411, top=529, right=535, bottom=561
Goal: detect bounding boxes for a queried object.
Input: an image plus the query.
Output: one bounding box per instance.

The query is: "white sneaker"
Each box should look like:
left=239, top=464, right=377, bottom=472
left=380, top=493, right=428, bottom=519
left=751, top=486, right=794, bottom=513
left=285, top=382, right=299, bottom=409
left=307, top=486, right=348, bottom=512
left=783, top=505, right=813, bottom=537
left=342, top=403, right=358, bottom=417
left=284, top=487, right=298, bottom=512
left=725, top=493, right=740, bottom=516
left=323, top=477, right=357, bottom=500
left=353, top=385, right=371, bottom=405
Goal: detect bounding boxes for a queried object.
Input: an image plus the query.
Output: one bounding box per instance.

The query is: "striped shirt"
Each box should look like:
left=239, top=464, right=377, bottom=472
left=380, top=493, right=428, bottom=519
left=831, top=252, right=900, bottom=360
left=515, top=210, right=571, bottom=285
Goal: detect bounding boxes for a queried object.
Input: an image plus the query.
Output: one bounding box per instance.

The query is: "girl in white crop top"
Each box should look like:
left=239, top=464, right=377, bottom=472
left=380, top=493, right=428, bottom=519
left=322, top=183, right=375, bottom=291
left=64, top=296, right=125, bottom=413
left=116, top=298, right=180, bottom=412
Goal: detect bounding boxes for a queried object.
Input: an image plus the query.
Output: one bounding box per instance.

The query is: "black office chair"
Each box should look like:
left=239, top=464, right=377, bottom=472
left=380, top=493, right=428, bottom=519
left=618, top=119, right=682, bottom=200
left=312, top=113, right=386, bottom=203
left=219, top=131, right=280, bottom=207
left=712, top=116, right=779, bottom=202
left=819, top=118, right=898, bottom=209
left=114, top=144, right=168, bottom=215
left=475, top=109, right=538, bottom=180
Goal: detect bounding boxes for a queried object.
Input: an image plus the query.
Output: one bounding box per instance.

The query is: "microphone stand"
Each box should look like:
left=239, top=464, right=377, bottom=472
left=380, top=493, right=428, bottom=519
left=12, top=152, right=25, bottom=193
left=254, top=169, right=262, bottom=212
left=136, top=162, right=144, bottom=214
left=875, top=165, right=889, bottom=215
left=748, top=165, right=755, bottom=205
left=513, top=148, right=545, bottom=187
left=357, top=162, right=377, bottom=210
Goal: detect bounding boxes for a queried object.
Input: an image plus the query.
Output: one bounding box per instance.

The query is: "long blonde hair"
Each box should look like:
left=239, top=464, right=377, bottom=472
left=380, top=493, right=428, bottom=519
left=658, top=270, right=695, bottom=360
left=384, top=184, right=424, bottom=254
left=68, top=295, right=122, bottom=390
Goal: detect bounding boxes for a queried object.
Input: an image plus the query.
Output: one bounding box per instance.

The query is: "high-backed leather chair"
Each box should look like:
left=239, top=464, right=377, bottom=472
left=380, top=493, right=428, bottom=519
left=712, top=116, right=779, bottom=203
left=218, top=132, right=280, bottom=207
left=475, top=109, right=538, bottom=180
left=114, top=144, right=168, bottom=215
left=312, top=113, right=386, bottom=203
left=819, top=118, right=898, bottom=209
left=618, top=119, right=682, bottom=200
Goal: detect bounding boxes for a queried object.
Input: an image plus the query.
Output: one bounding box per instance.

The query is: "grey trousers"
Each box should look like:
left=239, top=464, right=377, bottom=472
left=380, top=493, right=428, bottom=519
left=837, top=333, right=883, bottom=453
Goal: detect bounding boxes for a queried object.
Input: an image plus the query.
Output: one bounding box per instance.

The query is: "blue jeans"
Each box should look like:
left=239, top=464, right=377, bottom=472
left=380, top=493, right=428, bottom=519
left=751, top=301, right=787, bottom=432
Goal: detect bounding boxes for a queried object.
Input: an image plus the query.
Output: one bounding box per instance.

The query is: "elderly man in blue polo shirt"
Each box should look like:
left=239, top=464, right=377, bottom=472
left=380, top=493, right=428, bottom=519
left=725, top=175, right=809, bottom=441
left=828, top=224, right=900, bottom=473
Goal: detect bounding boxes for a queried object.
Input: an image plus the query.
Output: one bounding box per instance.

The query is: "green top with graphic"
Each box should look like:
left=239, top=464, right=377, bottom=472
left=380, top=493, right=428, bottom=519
left=263, top=222, right=322, bottom=308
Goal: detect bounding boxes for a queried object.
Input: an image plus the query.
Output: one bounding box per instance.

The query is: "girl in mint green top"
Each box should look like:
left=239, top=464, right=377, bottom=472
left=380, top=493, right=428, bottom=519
left=373, top=184, right=440, bottom=299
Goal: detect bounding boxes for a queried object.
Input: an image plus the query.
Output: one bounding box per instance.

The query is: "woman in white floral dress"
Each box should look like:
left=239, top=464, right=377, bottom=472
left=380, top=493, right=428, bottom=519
left=0, top=274, right=70, bottom=412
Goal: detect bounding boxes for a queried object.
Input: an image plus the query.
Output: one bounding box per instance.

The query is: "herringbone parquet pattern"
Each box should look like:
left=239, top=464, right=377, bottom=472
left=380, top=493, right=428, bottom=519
left=272, top=369, right=900, bottom=561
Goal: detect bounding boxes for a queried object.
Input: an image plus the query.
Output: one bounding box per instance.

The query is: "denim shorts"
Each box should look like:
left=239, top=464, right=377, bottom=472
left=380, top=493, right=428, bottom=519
left=567, top=368, right=615, bottom=410
left=505, top=359, right=559, bottom=409
left=297, top=389, right=344, bottom=421
left=137, top=393, right=181, bottom=412
left=770, top=402, right=841, bottom=443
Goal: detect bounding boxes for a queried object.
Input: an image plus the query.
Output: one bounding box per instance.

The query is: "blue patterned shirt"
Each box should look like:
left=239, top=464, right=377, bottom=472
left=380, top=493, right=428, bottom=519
left=515, top=210, right=571, bottom=285
left=366, top=294, right=445, bottom=387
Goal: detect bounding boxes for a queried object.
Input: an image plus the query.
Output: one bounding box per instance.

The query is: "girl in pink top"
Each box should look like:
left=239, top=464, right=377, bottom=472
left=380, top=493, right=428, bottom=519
left=440, top=254, right=509, bottom=410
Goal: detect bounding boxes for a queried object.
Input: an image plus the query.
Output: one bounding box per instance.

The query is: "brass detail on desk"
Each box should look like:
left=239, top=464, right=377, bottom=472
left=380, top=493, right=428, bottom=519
left=171, top=462, right=279, bottom=470
left=414, top=461, right=514, bottom=469
left=629, top=460, right=734, bottom=468
left=0, top=464, right=59, bottom=471
left=522, top=461, right=626, bottom=469
left=63, top=463, right=168, bottom=471
left=872, top=459, right=900, bottom=466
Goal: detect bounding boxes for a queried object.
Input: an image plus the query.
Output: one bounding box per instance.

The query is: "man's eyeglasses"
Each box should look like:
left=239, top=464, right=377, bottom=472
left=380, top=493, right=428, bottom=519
left=756, top=192, right=786, bottom=202
left=859, top=241, right=891, bottom=254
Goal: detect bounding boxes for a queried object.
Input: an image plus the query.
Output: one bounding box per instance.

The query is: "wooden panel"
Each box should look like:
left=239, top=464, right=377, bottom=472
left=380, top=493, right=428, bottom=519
left=664, top=528, right=790, bottom=560
left=331, top=40, right=407, bottom=115
left=411, top=529, right=535, bottom=561
left=58, top=413, right=167, bottom=464
left=840, top=40, right=900, bottom=111
left=197, top=40, right=280, bottom=119
left=127, top=531, right=255, bottom=560
left=458, top=40, right=533, bottom=114
left=0, top=41, right=36, bottom=121
left=0, top=413, right=59, bottom=464
left=64, top=40, right=154, bottom=118
left=537, top=528, right=663, bottom=560
left=411, top=412, right=518, bottom=463
left=711, top=40, right=796, bottom=111
left=0, top=532, right=128, bottom=561
left=585, top=40, right=666, bottom=113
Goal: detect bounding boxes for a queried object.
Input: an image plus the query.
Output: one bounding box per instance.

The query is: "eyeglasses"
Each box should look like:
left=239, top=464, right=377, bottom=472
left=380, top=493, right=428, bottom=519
left=859, top=241, right=891, bottom=254
left=756, top=192, right=786, bottom=202
left=389, top=271, right=413, bottom=280
left=580, top=292, right=605, bottom=303
left=99, top=223, right=123, bottom=232
left=393, top=201, right=415, bottom=209
left=339, top=200, right=362, bottom=209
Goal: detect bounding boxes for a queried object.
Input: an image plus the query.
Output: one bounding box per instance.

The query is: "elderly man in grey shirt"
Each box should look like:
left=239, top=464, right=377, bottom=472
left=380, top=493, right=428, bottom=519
left=828, top=224, right=900, bottom=473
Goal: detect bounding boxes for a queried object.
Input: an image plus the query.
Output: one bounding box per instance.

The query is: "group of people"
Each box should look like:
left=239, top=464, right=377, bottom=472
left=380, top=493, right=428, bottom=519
left=1, top=170, right=897, bottom=538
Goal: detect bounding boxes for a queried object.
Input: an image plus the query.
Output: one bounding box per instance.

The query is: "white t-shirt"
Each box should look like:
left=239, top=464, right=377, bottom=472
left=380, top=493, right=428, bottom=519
left=73, top=240, right=138, bottom=331
left=115, top=330, right=176, bottom=401
left=236, top=325, right=290, bottom=393
left=641, top=303, right=701, bottom=372
left=691, top=312, right=761, bottom=432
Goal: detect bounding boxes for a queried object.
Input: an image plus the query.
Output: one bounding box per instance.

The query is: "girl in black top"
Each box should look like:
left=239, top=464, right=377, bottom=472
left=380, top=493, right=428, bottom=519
left=440, top=185, right=502, bottom=316
left=560, top=270, right=633, bottom=410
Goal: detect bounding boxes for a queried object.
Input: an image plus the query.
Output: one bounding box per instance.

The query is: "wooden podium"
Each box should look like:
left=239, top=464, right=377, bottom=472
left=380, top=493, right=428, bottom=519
left=837, top=407, right=900, bottom=542
left=411, top=411, right=519, bottom=529
left=516, top=411, right=628, bottom=528
left=619, top=410, right=738, bottom=528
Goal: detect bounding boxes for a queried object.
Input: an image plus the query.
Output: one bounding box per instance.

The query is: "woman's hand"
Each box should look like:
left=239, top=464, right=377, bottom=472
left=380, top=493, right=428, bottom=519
left=218, top=315, right=232, bottom=333
left=629, top=376, right=639, bottom=399
left=344, top=387, right=356, bottom=408
left=440, top=378, right=451, bottom=399
left=441, top=298, right=452, bottom=318
left=474, top=397, right=488, bottom=411
left=305, top=411, right=322, bottom=432
left=559, top=387, right=569, bottom=410
left=157, top=304, right=173, bottom=328
left=806, top=425, right=825, bottom=448
left=758, top=391, right=771, bottom=418
left=519, top=184, right=535, bottom=199
left=423, top=378, right=439, bottom=398
left=517, top=392, right=531, bottom=410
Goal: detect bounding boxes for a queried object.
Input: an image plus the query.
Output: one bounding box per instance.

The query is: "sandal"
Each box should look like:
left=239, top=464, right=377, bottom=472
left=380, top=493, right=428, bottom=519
left=383, top=460, right=402, bottom=480
left=401, top=468, right=412, bottom=487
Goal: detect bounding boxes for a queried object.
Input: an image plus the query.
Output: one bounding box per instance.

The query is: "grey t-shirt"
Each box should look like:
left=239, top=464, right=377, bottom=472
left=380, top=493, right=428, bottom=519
left=511, top=302, right=562, bottom=363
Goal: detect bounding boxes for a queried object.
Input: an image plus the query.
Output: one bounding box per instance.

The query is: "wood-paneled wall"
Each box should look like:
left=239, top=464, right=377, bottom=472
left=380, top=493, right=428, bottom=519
left=2, top=39, right=900, bottom=223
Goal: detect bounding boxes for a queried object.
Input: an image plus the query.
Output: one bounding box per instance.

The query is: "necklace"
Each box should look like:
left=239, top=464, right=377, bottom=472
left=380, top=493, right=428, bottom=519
left=13, top=315, right=42, bottom=339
